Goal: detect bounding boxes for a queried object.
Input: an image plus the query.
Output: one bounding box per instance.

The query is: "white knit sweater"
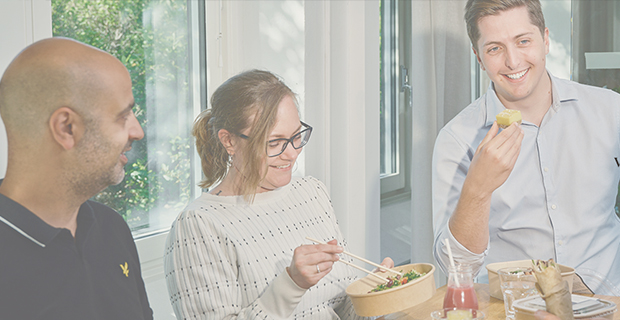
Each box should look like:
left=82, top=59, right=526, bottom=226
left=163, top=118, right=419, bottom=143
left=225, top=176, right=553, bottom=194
left=164, top=176, right=369, bottom=319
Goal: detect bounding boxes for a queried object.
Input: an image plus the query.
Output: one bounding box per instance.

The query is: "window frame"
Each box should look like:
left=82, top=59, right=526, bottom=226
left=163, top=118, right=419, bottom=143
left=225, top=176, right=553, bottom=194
left=380, top=0, right=408, bottom=196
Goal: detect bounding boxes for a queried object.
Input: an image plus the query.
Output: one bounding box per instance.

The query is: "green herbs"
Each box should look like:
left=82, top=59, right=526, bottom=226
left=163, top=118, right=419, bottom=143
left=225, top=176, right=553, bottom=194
left=509, top=268, right=533, bottom=275
left=368, top=269, right=426, bottom=293
left=532, top=258, right=557, bottom=272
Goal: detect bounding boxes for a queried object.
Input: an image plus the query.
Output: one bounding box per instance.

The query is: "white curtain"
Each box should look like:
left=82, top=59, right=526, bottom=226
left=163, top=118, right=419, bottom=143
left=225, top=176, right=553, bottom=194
left=409, top=0, right=472, bottom=284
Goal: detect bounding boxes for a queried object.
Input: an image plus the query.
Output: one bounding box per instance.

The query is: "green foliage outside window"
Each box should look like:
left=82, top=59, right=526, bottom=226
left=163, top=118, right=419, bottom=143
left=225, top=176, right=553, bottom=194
left=52, top=0, right=192, bottom=232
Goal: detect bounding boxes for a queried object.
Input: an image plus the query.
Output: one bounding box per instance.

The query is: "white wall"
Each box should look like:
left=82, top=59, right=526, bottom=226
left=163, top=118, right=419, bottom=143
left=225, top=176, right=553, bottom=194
left=325, top=0, right=381, bottom=267
left=135, top=233, right=176, bottom=319
left=205, top=0, right=308, bottom=178
left=0, top=0, right=52, bottom=179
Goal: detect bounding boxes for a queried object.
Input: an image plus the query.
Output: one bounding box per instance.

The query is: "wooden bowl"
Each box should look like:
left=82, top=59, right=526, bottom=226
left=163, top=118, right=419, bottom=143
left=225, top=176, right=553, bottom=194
left=486, top=260, right=575, bottom=300
left=345, top=263, right=436, bottom=317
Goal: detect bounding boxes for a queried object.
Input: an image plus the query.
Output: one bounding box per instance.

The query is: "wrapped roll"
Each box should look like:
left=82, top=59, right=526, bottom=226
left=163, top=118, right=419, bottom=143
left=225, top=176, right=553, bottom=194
left=532, top=259, right=574, bottom=320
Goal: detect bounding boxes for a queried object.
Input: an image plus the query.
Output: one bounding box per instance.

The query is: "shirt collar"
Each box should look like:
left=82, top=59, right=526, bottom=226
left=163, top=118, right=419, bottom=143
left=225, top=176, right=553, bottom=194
left=484, top=71, right=579, bottom=127
left=0, top=179, right=96, bottom=247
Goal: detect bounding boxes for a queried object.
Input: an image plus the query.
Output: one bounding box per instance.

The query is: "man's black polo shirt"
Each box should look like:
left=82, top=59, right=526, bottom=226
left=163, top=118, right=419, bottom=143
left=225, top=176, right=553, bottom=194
left=0, top=190, right=153, bottom=320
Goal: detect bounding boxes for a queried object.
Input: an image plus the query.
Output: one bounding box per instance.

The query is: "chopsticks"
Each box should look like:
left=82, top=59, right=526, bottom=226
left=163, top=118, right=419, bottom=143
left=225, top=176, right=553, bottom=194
left=335, top=258, right=390, bottom=282
left=305, top=237, right=402, bottom=282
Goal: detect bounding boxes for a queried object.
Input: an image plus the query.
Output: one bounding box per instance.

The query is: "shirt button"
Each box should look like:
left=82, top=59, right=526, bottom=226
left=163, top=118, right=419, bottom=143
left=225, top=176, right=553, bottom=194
left=558, top=240, right=564, bottom=246
left=544, top=167, right=549, bottom=172
left=551, top=204, right=557, bottom=210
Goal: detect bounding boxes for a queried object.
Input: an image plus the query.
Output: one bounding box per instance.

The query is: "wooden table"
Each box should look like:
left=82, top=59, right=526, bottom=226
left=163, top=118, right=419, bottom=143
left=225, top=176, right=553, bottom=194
left=381, top=283, right=620, bottom=319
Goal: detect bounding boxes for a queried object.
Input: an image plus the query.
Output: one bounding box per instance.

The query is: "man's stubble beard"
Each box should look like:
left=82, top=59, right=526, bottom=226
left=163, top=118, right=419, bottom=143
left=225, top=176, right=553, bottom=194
left=68, top=124, right=126, bottom=200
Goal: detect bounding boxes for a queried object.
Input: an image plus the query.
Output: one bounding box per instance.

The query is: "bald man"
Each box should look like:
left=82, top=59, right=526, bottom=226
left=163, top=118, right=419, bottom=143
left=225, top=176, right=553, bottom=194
left=0, top=38, right=152, bottom=319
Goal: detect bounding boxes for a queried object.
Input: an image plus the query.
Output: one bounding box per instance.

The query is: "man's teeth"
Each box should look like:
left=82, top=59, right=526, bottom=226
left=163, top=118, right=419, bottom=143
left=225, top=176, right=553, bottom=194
left=275, top=164, right=290, bottom=169
left=506, top=69, right=527, bottom=80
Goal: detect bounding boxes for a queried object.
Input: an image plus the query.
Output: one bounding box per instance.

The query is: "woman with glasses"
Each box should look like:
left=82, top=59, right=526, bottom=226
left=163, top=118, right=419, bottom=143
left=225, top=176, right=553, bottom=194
left=164, top=69, right=393, bottom=319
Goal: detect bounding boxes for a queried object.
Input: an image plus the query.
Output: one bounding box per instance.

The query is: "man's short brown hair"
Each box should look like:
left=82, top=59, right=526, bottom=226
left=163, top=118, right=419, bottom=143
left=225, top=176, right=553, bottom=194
left=465, top=0, right=545, bottom=50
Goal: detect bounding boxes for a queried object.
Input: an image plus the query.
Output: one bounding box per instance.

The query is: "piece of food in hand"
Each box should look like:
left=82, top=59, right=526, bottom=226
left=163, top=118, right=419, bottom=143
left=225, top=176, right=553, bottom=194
left=447, top=309, right=473, bottom=320
left=368, top=268, right=425, bottom=293
left=532, top=259, right=574, bottom=320
left=496, top=109, right=522, bottom=129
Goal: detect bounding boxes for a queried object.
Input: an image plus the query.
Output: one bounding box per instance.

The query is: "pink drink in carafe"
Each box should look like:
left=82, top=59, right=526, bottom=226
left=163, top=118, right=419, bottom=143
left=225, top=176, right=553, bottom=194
left=443, top=264, right=479, bottom=311
left=443, top=285, right=478, bottom=309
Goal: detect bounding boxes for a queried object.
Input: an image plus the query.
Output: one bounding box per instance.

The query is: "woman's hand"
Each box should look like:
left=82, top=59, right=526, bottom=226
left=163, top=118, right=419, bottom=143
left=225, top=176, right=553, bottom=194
left=374, top=257, right=395, bottom=272
left=287, top=239, right=343, bottom=289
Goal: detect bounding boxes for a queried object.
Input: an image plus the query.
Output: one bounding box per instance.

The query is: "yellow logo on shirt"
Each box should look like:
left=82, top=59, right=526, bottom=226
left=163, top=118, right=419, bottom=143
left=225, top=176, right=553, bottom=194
left=120, top=262, right=129, bottom=277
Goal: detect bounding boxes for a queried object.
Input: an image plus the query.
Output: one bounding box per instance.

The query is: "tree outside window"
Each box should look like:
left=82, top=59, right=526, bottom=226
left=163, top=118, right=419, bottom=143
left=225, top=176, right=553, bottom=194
left=52, top=0, right=195, bottom=235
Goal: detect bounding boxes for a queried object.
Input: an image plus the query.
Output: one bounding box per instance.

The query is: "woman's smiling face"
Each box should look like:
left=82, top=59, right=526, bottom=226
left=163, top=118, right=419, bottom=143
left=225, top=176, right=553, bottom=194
left=237, top=94, right=303, bottom=192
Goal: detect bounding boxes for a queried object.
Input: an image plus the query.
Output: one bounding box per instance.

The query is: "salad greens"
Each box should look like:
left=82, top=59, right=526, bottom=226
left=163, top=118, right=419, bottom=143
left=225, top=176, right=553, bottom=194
left=368, top=269, right=426, bottom=293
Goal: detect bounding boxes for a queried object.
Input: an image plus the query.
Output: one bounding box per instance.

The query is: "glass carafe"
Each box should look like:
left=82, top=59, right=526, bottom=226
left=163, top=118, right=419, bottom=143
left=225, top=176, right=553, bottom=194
left=443, top=263, right=479, bottom=311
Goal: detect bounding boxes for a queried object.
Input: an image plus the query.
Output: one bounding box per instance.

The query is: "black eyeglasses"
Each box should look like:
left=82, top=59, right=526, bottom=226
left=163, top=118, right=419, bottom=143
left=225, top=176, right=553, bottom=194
left=238, top=121, right=313, bottom=157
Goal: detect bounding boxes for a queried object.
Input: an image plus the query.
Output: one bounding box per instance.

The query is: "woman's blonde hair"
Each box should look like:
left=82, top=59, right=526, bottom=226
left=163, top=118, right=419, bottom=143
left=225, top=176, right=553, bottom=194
left=192, top=69, right=296, bottom=200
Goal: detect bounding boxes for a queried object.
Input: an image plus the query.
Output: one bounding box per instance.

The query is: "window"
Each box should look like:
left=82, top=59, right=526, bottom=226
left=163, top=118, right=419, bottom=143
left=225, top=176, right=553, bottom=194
left=380, top=0, right=408, bottom=196
left=571, top=1, right=620, bottom=217
left=379, top=0, right=413, bottom=266
left=52, top=0, right=205, bottom=237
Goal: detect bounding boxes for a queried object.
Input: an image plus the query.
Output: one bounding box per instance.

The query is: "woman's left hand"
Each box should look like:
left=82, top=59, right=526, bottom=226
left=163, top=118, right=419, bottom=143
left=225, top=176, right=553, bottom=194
left=374, top=257, right=395, bottom=272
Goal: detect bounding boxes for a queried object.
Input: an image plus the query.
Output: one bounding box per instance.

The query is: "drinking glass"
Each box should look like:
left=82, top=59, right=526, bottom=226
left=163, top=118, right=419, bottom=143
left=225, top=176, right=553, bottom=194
left=498, top=267, right=539, bottom=320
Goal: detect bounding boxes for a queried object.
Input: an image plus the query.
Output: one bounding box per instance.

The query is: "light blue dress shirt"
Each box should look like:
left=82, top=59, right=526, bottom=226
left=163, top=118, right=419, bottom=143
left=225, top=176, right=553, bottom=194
left=432, top=73, right=620, bottom=294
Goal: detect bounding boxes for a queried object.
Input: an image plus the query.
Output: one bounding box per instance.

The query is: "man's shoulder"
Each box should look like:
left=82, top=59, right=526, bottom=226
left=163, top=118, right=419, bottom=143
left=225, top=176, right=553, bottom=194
left=554, top=76, right=620, bottom=101
left=85, top=200, right=125, bottom=222
left=437, top=97, right=490, bottom=147
left=84, top=200, right=133, bottom=236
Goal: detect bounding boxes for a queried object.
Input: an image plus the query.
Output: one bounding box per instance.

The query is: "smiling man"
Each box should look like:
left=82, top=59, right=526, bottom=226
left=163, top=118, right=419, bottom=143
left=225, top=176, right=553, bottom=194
left=432, top=0, right=620, bottom=294
left=0, top=38, right=152, bottom=319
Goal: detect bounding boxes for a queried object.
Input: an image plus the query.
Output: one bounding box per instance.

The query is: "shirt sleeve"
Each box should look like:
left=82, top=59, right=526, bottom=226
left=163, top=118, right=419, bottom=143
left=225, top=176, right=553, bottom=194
left=432, top=128, right=488, bottom=278
left=256, top=269, right=306, bottom=318
left=434, top=220, right=488, bottom=278
left=164, top=210, right=307, bottom=320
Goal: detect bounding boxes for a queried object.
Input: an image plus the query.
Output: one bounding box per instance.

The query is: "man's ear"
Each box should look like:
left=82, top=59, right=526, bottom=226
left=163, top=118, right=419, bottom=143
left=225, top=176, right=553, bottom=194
left=49, top=107, right=84, bottom=150
left=473, top=47, right=485, bottom=71
left=217, top=129, right=236, bottom=155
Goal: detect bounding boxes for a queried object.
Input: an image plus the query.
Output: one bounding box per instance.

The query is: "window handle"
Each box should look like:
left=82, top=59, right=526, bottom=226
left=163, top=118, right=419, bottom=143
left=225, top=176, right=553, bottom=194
left=400, top=65, right=412, bottom=109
